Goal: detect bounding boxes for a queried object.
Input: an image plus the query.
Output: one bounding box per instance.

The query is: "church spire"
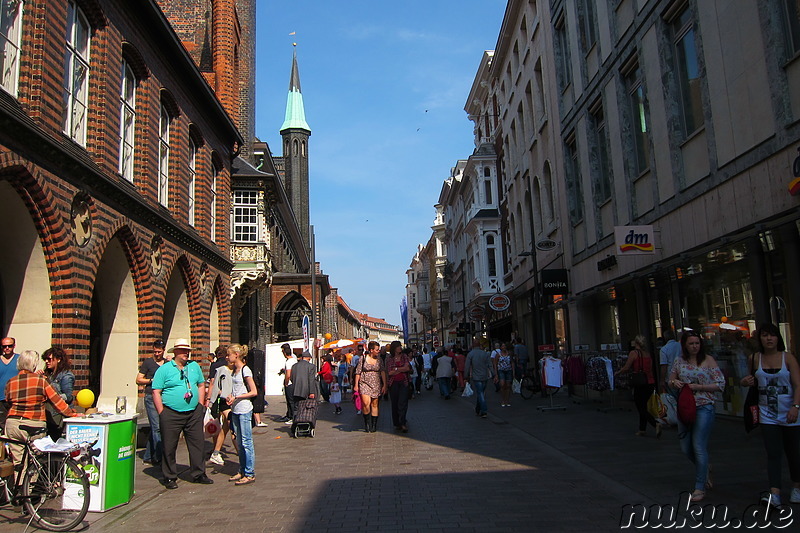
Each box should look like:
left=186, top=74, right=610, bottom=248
left=280, top=48, right=311, bottom=133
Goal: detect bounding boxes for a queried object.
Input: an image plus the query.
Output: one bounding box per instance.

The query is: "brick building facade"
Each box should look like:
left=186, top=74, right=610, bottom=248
left=0, top=0, right=240, bottom=410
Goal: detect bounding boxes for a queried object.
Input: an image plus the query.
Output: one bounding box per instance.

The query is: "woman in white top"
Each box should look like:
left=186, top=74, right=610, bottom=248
left=226, top=344, right=257, bottom=485
left=740, top=323, right=800, bottom=507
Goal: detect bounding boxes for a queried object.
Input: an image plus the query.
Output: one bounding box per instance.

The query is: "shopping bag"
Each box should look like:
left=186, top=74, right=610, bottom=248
left=462, top=382, right=474, bottom=397
left=353, top=392, right=362, bottom=411
left=512, top=379, right=521, bottom=394
left=743, top=385, right=759, bottom=433
left=647, top=390, right=666, bottom=419
left=661, top=392, right=678, bottom=426
left=204, top=408, right=221, bottom=439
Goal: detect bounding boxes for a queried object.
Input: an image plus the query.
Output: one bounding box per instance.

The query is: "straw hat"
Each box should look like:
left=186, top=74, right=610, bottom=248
left=167, top=338, right=193, bottom=353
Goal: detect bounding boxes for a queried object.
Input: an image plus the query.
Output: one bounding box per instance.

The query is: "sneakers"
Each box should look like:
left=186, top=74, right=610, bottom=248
left=761, top=492, right=781, bottom=507
left=277, top=416, right=291, bottom=422
left=255, top=422, right=269, bottom=427
left=208, top=451, right=224, bottom=465
left=284, top=419, right=293, bottom=425
left=790, top=488, right=800, bottom=504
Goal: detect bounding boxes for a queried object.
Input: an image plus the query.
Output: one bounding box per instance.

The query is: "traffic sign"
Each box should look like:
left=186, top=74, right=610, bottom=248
left=469, top=306, right=485, bottom=320
left=488, top=294, right=511, bottom=311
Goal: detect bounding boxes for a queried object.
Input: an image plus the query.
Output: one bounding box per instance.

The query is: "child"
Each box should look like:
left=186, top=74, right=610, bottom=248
left=330, top=378, right=342, bottom=414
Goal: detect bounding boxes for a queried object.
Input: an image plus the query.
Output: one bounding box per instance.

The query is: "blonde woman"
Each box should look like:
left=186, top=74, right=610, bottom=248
left=226, top=344, right=257, bottom=485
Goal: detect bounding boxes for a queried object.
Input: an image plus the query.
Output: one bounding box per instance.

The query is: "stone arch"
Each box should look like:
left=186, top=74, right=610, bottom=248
left=274, top=290, right=310, bottom=342
left=209, top=274, right=227, bottom=352
left=0, top=160, right=71, bottom=351
left=88, top=225, right=146, bottom=410
left=162, top=254, right=200, bottom=351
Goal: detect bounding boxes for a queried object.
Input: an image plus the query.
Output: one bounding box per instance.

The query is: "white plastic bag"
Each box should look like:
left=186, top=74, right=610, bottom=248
left=661, top=392, right=678, bottom=426
left=203, top=408, right=221, bottom=439
left=462, top=382, right=474, bottom=397
left=512, top=379, right=521, bottom=394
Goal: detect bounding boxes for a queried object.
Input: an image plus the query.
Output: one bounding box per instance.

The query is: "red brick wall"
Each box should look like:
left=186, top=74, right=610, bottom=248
left=0, top=0, right=237, bottom=387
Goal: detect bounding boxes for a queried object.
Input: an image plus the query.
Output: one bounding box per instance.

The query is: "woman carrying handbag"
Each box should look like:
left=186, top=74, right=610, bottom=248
left=668, top=330, right=725, bottom=502
left=616, top=334, right=660, bottom=437
left=740, top=323, right=800, bottom=508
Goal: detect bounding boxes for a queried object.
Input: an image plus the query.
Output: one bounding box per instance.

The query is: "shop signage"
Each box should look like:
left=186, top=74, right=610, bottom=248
left=535, top=239, right=557, bottom=251
left=302, top=315, right=310, bottom=350
left=469, top=306, right=485, bottom=320
left=538, top=344, right=555, bottom=352
left=541, top=269, right=569, bottom=296
left=790, top=150, right=800, bottom=195
left=597, top=255, right=618, bottom=271
left=574, top=344, right=590, bottom=351
left=614, top=225, right=655, bottom=255
left=488, top=294, right=511, bottom=311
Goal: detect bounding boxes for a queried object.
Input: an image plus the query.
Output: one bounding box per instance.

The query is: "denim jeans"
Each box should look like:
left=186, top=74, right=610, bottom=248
left=143, top=393, right=162, bottom=463
left=677, top=403, right=715, bottom=491
left=472, top=380, right=488, bottom=415
left=438, top=377, right=451, bottom=397
left=229, top=411, right=255, bottom=477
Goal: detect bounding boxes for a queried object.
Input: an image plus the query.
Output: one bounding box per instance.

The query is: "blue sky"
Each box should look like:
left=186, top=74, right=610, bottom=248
left=255, top=1, right=507, bottom=328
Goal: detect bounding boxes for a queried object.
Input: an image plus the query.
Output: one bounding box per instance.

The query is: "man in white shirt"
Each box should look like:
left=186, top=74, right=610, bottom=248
left=277, top=343, right=297, bottom=424
left=659, top=330, right=682, bottom=393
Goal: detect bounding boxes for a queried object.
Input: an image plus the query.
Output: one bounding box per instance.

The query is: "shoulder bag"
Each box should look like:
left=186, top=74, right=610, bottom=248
left=743, top=353, right=760, bottom=433
left=677, top=383, right=697, bottom=425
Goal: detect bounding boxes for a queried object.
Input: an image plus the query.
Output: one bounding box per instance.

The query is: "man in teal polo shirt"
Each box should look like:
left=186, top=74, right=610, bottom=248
left=152, top=338, right=213, bottom=489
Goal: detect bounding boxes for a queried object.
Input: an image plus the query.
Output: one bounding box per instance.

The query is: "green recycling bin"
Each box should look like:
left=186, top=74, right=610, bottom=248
left=64, top=413, right=137, bottom=512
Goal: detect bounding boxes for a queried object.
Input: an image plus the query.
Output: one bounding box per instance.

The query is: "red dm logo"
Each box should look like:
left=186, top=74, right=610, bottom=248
left=620, top=229, right=654, bottom=253
left=790, top=148, right=800, bottom=195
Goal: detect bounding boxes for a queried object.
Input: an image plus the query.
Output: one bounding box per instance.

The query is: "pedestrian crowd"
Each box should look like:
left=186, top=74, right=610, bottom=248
left=1, top=325, right=797, bottom=516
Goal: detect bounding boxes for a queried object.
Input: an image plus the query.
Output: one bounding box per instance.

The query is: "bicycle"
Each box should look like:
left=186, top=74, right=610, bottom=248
left=0, top=429, right=92, bottom=531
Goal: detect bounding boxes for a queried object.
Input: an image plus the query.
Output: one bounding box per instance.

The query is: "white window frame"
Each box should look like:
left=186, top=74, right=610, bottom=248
left=188, top=138, right=196, bottom=226
left=232, top=190, right=258, bottom=243
left=158, top=105, right=170, bottom=206
left=62, top=0, right=90, bottom=145
left=0, top=0, right=23, bottom=96
left=118, top=61, right=136, bottom=181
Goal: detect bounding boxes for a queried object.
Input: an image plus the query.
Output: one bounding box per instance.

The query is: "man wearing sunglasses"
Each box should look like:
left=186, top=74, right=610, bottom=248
left=0, top=337, right=20, bottom=427
left=152, top=338, right=213, bottom=489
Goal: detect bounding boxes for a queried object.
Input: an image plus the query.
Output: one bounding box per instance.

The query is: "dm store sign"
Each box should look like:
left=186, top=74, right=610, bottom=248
left=614, top=225, right=655, bottom=255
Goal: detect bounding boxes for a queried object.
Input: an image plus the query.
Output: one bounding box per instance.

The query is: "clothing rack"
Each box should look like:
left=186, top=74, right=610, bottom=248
left=537, top=355, right=566, bottom=412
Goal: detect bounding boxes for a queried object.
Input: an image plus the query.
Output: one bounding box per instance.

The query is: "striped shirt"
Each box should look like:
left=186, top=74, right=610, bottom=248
left=4, top=371, right=77, bottom=421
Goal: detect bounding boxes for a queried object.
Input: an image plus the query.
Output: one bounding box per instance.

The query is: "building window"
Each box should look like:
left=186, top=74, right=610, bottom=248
left=158, top=105, right=170, bottom=206
left=782, top=0, right=800, bottom=56
left=233, top=190, right=258, bottom=242
left=0, top=0, right=23, bottom=96
left=118, top=61, right=136, bottom=181
left=62, top=0, right=90, bottom=145
left=484, top=178, right=493, bottom=205
left=188, top=138, right=196, bottom=226
left=625, top=62, right=650, bottom=175
left=578, top=0, right=597, bottom=53
left=486, top=234, right=497, bottom=277
left=671, top=8, right=703, bottom=138
left=592, top=105, right=612, bottom=203
left=210, top=162, right=219, bottom=242
left=565, top=138, right=583, bottom=224
left=554, top=15, right=572, bottom=91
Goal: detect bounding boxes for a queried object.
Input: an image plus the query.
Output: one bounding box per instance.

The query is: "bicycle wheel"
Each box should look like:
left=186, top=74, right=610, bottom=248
left=520, top=376, right=537, bottom=400
left=23, top=455, right=89, bottom=532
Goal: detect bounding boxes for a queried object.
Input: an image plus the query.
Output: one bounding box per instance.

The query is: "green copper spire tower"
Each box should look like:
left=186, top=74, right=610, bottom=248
left=280, top=47, right=311, bottom=250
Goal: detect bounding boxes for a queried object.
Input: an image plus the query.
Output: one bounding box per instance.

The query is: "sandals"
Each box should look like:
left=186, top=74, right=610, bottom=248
left=690, top=490, right=705, bottom=502
left=228, top=473, right=243, bottom=482
left=234, top=476, right=256, bottom=485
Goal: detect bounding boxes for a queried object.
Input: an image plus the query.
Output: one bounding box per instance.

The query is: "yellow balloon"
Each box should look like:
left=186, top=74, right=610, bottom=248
left=76, top=389, right=95, bottom=409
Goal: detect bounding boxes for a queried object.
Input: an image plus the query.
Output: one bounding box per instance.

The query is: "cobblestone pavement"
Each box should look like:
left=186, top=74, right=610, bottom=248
left=0, top=385, right=794, bottom=532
